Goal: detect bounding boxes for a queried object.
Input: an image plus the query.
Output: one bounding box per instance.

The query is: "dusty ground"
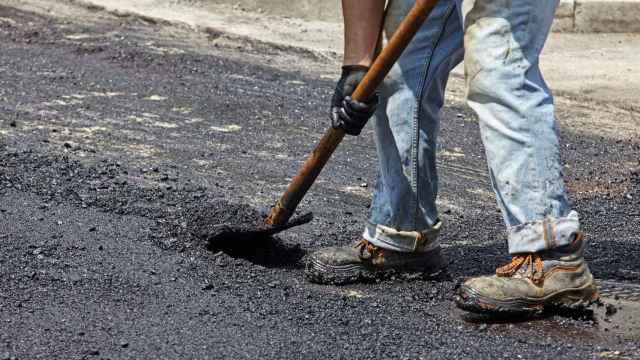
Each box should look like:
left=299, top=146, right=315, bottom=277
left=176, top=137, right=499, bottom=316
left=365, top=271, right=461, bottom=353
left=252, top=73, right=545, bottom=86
left=0, top=2, right=639, bottom=359
left=32, top=0, right=640, bottom=108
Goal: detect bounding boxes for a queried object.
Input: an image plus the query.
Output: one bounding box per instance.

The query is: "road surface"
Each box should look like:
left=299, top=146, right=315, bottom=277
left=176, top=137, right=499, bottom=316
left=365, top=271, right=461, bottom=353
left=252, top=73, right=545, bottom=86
left=1, top=2, right=639, bottom=359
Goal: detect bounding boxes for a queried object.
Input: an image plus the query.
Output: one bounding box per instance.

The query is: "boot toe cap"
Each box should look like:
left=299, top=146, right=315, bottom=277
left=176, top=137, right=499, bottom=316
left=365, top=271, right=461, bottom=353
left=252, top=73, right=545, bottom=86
left=309, top=246, right=361, bottom=267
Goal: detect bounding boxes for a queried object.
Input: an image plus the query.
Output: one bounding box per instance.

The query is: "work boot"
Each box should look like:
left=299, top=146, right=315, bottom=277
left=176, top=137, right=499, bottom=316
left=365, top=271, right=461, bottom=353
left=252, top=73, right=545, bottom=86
left=455, top=233, right=599, bottom=316
left=305, top=239, right=447, bottom=285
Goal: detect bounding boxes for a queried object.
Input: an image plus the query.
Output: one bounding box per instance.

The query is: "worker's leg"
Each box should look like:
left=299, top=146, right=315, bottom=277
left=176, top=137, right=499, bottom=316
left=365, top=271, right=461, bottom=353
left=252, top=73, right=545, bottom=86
left=455, top=0, right=597, bottom=314
left=463, top=0, right=577, bottom=253
left=306, top=0, right=464, bottom=284
left=363, top=0, right=464, bottom=252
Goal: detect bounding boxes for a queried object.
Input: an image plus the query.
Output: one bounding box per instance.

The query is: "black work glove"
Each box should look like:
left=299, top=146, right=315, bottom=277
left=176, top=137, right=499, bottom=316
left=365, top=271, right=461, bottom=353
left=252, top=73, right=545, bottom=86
left=331, top=65, right=379, bottom=136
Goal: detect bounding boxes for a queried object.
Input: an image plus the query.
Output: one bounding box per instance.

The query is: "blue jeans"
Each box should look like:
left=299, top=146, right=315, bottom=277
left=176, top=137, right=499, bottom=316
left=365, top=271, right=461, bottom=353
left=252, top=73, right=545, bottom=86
left=363, top=0, right=580, bottom=254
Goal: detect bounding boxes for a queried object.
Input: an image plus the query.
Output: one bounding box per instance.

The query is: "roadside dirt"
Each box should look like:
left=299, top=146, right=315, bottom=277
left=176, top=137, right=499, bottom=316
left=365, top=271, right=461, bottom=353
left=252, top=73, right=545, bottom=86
left=27, top=0, right=640, bottom=110
left=0, top=2, right=639, bottom=359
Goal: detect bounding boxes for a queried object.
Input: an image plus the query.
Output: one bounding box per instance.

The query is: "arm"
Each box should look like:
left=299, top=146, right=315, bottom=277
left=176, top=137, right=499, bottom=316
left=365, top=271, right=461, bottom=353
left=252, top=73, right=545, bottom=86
left=342, top=0, right=386, bottom=66
left=330, top=1, right=385, bottom=136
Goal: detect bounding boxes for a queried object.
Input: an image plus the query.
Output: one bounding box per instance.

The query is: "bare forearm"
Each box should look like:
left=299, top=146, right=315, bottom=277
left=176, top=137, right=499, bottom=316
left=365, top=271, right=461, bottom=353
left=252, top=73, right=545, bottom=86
left=342, top=0, right=385, bottom=66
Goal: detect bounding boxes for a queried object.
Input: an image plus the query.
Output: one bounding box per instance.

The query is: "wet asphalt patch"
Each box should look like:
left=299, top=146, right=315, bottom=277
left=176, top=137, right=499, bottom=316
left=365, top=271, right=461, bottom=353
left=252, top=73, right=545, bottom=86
left=1, top=3, right=639, bottom=359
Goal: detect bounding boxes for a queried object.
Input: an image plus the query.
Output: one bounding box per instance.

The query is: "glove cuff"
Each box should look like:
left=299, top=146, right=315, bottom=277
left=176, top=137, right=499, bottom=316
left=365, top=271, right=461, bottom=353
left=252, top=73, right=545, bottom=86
left=341, top=65, right=369, bottom=76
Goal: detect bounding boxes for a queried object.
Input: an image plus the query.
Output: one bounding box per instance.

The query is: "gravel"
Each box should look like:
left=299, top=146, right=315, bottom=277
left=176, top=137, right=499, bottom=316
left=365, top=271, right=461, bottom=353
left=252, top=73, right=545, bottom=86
left=0, top=3, right=638, bottom=359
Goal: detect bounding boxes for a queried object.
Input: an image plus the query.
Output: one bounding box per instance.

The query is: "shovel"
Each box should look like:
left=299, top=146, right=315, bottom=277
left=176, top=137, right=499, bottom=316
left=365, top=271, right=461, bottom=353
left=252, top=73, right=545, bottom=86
left=204, top=0, right=439, bottom=245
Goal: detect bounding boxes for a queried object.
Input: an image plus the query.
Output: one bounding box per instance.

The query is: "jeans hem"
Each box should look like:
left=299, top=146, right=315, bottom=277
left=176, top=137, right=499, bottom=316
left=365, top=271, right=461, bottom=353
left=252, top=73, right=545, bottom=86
left=362, top=221, right=442, bottom=253
left=507, top=210, right=580, bottom=254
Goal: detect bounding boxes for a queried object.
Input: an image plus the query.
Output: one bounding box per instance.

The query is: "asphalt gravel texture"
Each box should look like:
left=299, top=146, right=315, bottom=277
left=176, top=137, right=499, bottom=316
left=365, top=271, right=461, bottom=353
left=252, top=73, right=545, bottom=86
left=1, top=3, right=639, bottom=359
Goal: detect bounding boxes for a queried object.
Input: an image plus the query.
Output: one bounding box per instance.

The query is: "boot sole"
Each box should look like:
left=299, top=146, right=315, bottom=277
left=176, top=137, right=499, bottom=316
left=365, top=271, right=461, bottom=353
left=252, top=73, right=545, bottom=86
left=455, top=281, right=600, bottom=316
left=304, top=254, right=447, bottom=285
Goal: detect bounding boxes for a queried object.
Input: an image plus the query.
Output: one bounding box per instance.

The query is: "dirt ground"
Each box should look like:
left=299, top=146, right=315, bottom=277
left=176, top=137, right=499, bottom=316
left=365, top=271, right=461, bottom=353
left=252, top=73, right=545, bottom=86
left=41, top=0, right=640, bottom=108
left=0, top=2, right=639, bottom=359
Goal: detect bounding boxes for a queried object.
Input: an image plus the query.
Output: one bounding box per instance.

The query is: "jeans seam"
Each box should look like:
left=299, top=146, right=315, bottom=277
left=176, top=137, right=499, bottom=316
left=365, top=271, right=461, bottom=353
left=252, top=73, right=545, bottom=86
left=412, top=2, right=456, bottom=229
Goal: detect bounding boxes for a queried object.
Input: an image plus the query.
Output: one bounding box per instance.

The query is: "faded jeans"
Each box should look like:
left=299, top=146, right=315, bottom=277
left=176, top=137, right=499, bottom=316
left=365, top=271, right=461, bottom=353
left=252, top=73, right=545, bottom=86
left=362, top=0, right=581, bottom=254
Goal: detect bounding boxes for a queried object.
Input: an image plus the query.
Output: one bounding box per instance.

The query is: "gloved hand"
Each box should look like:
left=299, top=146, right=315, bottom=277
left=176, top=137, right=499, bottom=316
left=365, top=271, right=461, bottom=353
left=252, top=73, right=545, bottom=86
left=331, top=65, right=379, bottom=136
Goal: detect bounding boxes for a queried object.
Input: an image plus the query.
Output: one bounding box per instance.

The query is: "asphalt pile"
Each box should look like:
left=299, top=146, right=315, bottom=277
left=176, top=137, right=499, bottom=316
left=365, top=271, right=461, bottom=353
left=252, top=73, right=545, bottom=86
left=187, top=201, right=307, bottom=266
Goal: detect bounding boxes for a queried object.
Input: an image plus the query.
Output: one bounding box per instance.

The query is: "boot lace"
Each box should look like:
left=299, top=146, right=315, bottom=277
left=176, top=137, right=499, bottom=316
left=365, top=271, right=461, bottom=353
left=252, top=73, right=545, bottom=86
left=355, top=239, right=384, bottom=262
left=496, top=253, right=544, bottom=285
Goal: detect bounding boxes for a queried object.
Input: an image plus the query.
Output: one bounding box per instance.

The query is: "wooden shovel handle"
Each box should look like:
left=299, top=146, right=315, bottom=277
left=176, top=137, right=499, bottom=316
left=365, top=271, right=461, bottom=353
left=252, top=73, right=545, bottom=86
left=266, top=0, right=438, bottom=226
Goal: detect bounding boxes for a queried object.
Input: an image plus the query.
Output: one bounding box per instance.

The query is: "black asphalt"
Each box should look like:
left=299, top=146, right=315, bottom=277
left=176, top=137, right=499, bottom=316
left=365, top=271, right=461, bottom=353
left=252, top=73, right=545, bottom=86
left=0, top=4, right=639, bottom=359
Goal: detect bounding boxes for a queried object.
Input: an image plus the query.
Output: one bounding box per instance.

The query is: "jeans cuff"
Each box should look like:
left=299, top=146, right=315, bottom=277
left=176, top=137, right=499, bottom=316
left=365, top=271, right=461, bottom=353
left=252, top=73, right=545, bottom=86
left=362, top=220, right=442, bottom=253
left=507, top=211, right=580, bottom=254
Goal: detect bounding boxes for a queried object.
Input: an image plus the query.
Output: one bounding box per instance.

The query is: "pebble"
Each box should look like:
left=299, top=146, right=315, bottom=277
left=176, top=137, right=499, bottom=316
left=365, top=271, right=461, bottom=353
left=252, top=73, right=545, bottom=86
left=202, top=283, right=214, bottom=291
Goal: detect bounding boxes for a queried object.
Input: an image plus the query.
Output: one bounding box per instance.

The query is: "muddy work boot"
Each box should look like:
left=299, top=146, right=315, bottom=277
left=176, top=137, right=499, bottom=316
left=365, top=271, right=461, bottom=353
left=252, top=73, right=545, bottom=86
left=455, top=233, right=599, bottom=316
left=305, top=240, right=447, bottom=285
